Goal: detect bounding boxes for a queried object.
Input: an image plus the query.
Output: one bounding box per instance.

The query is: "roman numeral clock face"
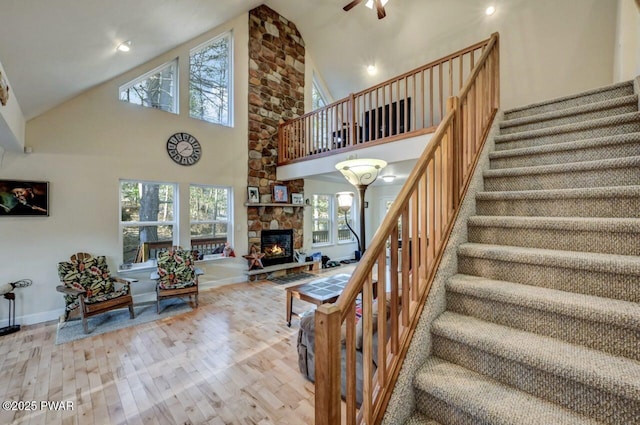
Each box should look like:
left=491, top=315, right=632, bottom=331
left=166, top=132, right=202, bottom=166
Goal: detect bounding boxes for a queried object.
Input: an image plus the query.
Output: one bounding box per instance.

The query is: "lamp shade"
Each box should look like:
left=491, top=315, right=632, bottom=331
left=336, top=192, right=354, bottom=212
left=335, top=158, right=387, bottom=187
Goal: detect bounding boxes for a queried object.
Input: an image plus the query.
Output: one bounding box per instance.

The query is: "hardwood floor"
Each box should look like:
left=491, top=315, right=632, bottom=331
left=0, top=272, right=343, bottom=425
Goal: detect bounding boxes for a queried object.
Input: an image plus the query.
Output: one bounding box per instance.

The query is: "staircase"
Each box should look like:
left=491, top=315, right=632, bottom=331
left=406, top=81, right=640, bottom=424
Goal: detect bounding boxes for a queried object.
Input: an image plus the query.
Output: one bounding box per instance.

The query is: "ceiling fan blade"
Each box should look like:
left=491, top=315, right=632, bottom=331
left=343, top=0, right=363, bottom=12
left=374, top=0, right=386, bottom=19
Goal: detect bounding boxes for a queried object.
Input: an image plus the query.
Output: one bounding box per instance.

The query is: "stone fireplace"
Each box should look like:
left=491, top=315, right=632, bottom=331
left=246, top=5, right=306, bottom=252
left=261, top=229, right=294, bottom=266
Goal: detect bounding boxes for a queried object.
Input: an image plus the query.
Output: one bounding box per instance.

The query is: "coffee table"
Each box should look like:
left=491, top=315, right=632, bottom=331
left=285, top=274, right=351, bottom=327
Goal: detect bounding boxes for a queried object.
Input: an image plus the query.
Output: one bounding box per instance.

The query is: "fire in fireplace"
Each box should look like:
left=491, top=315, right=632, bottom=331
left=261, top=229, right=294, bottom=266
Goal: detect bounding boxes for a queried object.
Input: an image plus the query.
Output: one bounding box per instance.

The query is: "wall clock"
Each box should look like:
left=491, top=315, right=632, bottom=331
left=166, top=132, right=201, bottom=166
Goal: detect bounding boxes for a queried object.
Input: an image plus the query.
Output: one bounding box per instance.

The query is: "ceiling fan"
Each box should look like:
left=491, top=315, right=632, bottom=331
left=343, top=0, right=388, bottom=19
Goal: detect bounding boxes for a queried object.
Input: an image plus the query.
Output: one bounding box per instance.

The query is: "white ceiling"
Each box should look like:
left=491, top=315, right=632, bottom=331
left=0, top=0, right=527, bottom=121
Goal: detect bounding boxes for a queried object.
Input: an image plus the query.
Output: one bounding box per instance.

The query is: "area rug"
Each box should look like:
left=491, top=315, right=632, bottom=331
left=55, top=298, right=193, bottom=345
left=268, top=271, right=315, bottom=285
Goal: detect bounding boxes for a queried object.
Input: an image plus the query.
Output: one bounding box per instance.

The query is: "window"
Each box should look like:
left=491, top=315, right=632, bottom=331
left=190, top=31, right=233, bottom=126
left=120, top=180, right=177, bottom=265
left=312, top=194, right=332, bottom=245
left=312, top=78, right=327, bottom=110
left=119, top=60, right=178, bottom=113
left=337, top=203, right=356, bottom=243
left=190, top=185, right=232, bottom=256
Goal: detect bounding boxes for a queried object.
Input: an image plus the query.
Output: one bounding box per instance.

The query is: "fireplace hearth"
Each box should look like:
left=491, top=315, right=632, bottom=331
left=260, top=229, right=294, bottom=266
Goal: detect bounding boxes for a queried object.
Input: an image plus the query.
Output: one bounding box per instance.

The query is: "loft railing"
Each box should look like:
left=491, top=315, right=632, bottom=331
left=314, top=33, right=500, bottom=425
left=278, top=36, right=495, bottom=166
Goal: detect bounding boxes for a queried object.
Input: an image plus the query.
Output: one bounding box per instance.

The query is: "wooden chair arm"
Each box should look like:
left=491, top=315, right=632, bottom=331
left=56, top=285, right=86, bottom=297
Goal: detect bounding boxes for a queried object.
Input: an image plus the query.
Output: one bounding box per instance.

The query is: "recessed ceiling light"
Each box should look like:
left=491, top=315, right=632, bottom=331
left=382, top=175, right=395, bottom=183
left=116, top=41, right=132, bottom=52
left=367, top=64, right=377, bottom=75
left=365, top=0, right=389, bottom=9
left=485, top=6, right=496, bottom=15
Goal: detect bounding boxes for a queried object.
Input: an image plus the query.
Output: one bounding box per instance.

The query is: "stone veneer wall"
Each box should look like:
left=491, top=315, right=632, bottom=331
left=247, top=5, right=306, bottom=251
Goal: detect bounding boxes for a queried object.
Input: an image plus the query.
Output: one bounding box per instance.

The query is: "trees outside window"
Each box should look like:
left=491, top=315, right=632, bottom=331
left=119, top=60, right=178, bottom=113
left=120, top=181, right=176, bottom=264
left=190, top=185, right=231, bottom=242
left=312, top=194, right=332, bottom=246
left=190, top=32, right=233, bottom=126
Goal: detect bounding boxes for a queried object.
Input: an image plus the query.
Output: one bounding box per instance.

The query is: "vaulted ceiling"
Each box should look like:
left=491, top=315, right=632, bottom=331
left=0, top=0, right=618, bottom=121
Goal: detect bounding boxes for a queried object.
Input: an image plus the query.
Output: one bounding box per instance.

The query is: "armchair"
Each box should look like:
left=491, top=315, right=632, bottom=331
left=151, top=249, right=201, bottom=313
left=56, top=252, right=135, bottom=334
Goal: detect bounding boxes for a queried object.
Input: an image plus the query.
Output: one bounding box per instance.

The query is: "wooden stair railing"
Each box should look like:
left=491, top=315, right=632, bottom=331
left=278, top=35, right=496, bottom=166
left=314, top=33, right=500, bottom=425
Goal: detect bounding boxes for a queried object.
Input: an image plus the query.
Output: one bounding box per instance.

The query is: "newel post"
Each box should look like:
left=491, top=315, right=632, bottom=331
left=349, top=93, right=357, bottom=147
left=447, top=96, right=461, bottom=209
left=315, top=303, right=342, bottom=425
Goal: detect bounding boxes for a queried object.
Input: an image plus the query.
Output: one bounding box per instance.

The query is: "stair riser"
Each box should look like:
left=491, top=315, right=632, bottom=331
left=414, top=391, right=486, bottom=425
left=501, top=103, right=638, bottom=135
left=494, top=121, right=640, bottom=151
left=504, top=85, right=634, bottom=120
left=431, top=336, right=639, bottom=425
left=484, top=166, right=640, bottom=191
left=475, top=196, right=640, bottom=218
left=446, top=292, right=640, bottom=361
left=490, top=142, right=640, bottom=169
left=468, top=226, right=640, bottom=255
left=457, top=255, right=640, bottom=302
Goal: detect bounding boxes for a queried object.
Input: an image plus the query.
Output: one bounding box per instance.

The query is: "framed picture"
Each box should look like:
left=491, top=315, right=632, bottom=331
left=291, top=193, right=303, bottom=205
left=247, top=186, right=259, bottom=204
left=273, top=185, right=288, bottom=203
left=0, top=180, right=49, bottom=216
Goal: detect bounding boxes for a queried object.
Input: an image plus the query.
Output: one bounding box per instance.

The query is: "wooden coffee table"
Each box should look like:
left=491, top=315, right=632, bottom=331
left=285, top=274, right=351, bottom=326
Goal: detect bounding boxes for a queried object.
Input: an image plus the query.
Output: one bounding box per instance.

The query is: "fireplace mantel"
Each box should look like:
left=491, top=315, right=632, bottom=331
left=244, top=202, right=308, bottom=207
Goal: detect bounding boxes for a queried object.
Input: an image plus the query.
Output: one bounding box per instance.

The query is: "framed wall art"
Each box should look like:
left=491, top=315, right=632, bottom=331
left=0, top=180, right=49, bottom=216
left=247, top=186, right=259, bottom=204
left=273, top=185, right=288, bottom=203
left=291, top=193, right=303, bottom=205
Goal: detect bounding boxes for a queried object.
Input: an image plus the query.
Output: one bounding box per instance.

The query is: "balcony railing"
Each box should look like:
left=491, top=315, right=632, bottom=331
left=314, top=33, right=500, bottom=425
left=278, top=36, right=495, bottom=165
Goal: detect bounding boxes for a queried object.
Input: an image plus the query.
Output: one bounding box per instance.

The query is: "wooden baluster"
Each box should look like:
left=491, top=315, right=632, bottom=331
left=314, top=304, right=341, bottom=425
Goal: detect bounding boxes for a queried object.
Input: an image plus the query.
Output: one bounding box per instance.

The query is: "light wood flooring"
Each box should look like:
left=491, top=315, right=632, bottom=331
left=0, top=270, right=351, bottom=425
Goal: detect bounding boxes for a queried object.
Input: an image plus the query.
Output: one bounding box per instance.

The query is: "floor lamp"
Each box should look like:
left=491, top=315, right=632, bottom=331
left=335, top=158, right=387, bottom=254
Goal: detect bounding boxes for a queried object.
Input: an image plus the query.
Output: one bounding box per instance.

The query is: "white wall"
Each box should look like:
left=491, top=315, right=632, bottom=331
left=367, top=183, right=402, bottom=246
left=614, top=0, right=640, bottom=82
left=0, top=13, right=249, bottom=326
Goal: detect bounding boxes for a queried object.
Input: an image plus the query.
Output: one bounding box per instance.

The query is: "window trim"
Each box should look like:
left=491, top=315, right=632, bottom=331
left=312, top=193, right=333, bottom=247
left=118, top=59, right=179, bottom=114
left=189, top=30, right=234, bottom=127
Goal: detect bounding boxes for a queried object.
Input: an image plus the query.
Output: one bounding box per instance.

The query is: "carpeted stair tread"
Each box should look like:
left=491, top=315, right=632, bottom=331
left=484, top=155, right=640, bottom=178
left=446, top=274, right=640, bottom=330
left=494, top=111, right=640, bottom=144
left=457, top=243, right=640, bottom=276
left=476, top=185, right=640, bottom=201
left=467, top=215, right=640, bottom=255
left=504, top=80, right=633, bottom=120
left=403, top=411, right=442, bottom=425
left=431, top=312, right=640, bottom=399
left=500, top=94, right=638, bottom=132
left=474, top=186, right=640, bottom=218
left=414, top=358, right=603, bottom=425
left=489, top=132, right=640, bottom=163
left=468, top=215, right=640, bottom=232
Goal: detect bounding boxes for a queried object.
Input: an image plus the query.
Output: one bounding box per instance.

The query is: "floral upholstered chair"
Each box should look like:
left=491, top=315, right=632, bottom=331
left=151, top=249, right=201, bottom=313
left=56, top=252, right=135, bottom=334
